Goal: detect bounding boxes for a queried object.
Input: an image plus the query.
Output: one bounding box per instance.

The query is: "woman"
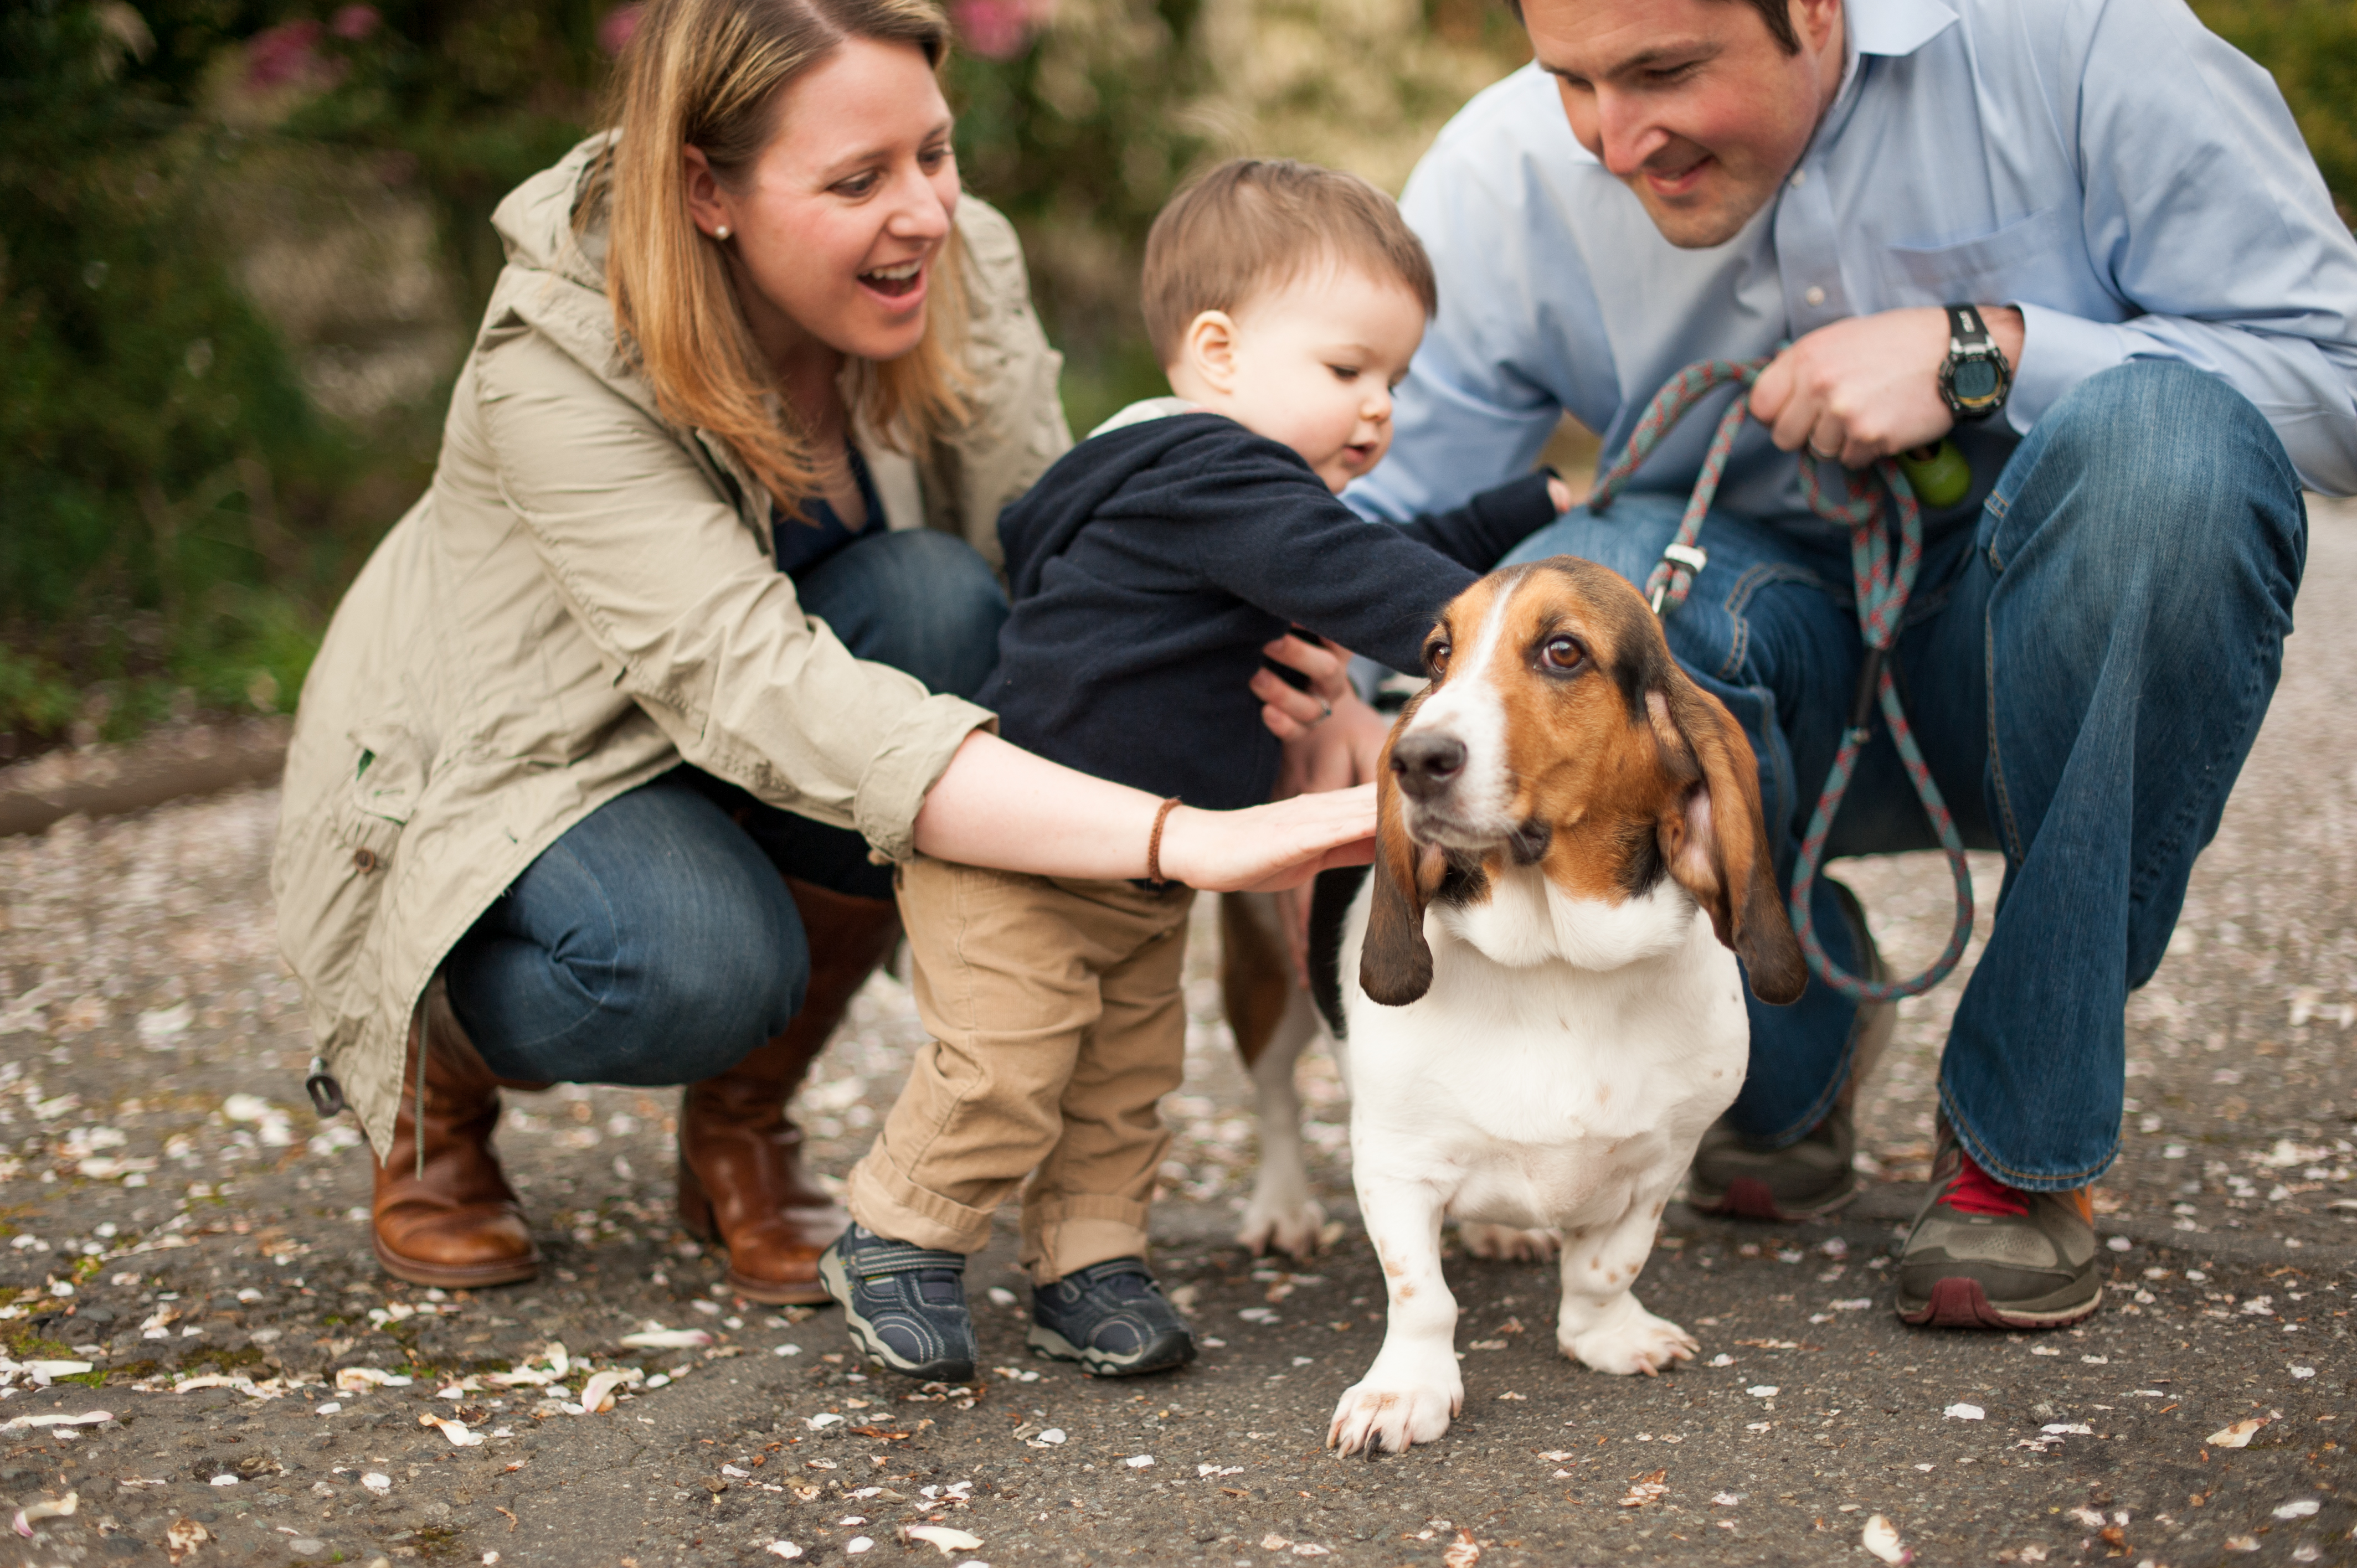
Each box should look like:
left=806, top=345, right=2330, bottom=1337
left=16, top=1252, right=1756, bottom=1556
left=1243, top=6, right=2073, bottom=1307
left=271, top=0, right=1370, bottom=1305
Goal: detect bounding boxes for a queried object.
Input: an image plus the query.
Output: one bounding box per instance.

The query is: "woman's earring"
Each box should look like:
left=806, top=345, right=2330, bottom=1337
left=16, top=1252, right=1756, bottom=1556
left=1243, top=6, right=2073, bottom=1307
left=714, top=224, right=732, bottom=240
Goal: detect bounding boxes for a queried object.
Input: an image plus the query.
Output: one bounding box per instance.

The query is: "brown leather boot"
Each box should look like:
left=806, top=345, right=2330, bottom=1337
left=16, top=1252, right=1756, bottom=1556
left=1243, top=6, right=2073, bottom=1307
left=372, top=977, right=543, bottom=1289
left=677, top=876, right=896, bottom=1304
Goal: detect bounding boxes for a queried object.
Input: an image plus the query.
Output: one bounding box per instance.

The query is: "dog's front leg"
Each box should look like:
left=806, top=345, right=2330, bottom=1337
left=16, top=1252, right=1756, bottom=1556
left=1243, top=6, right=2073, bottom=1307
left=1553, top=1184, right=1697, bottom=1376
left=1327, top=1175, right=1461, bottom=1455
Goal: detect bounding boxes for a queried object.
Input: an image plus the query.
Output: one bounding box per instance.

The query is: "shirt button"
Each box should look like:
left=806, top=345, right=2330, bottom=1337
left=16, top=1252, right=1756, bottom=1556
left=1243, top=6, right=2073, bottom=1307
left=1790, top=169, right=1808, bottom=188
left=1804, top=285, right=1827, bottom=307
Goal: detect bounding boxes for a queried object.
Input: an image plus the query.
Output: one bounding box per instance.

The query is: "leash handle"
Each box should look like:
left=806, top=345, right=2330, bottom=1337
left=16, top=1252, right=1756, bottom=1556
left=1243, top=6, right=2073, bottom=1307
left=1592, top=359, right=1976, bottom=1004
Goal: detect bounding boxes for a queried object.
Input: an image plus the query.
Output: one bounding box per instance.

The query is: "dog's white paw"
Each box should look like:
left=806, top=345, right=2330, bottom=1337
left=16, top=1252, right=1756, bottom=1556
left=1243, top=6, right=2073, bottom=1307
left=1561, top=1302, right=1699, bottom=1378
left=1455, top=1221, right=1558, bottom=1262
left=1326, top=1355, right=1464, bottom=1456
left=1237, top=1193, right=1329, bottom=1259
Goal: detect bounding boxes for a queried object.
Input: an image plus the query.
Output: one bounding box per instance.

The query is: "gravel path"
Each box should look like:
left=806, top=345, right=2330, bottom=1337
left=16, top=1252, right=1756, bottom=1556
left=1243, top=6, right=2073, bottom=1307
left=3, top=504, right=2353, bottom=1567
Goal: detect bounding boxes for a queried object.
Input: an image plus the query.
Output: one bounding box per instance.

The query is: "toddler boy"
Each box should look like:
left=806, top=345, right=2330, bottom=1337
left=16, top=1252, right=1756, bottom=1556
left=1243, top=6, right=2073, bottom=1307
left=819, top=159, right=1572, bottom=1381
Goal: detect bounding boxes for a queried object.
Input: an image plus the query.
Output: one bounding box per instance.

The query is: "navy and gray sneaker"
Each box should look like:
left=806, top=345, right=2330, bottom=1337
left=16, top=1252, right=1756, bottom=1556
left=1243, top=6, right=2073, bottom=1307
left=1028, top=1257, right=1197, bottom=1377
left=816, top=1223, right=976, bottom=1383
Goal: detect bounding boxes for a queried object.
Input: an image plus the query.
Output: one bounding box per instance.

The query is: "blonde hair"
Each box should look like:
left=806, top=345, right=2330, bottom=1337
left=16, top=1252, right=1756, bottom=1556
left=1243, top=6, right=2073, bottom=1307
left=595, top=0, right=969, bottom=512
left=1140, top=158, right=1438, bottom=366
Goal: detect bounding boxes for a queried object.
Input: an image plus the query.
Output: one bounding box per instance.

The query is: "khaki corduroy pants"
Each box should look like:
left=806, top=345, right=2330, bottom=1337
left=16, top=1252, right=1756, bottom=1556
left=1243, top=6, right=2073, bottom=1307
left=846, top=857, right=1195, bottom=1284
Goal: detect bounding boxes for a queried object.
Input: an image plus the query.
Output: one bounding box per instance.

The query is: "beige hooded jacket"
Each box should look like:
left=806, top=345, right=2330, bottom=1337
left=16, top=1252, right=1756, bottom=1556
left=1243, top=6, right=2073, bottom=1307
left=270, top=136, right=1071, bottom=1153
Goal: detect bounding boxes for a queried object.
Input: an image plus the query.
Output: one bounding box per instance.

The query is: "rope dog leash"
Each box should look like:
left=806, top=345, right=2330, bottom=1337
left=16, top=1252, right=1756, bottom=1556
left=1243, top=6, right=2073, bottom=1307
left=1587, top=358, right=1974, bottom=1004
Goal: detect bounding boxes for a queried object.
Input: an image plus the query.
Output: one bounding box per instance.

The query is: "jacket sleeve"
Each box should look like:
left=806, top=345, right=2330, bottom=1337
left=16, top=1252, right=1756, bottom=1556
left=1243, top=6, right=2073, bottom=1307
left=470, top=330, right=993, bottom=862
left=2008, top=0, right=2357, bottom=494
left=1396, top=471, right=1562, bottom=569
left=1127, top=432, right=1481, bottom=671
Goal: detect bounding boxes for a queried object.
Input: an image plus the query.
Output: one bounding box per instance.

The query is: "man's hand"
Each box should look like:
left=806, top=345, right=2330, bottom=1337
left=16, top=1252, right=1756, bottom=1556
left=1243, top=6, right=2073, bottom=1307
left=1749, top=305, right=2023, bottom=468
left=1256, top=633, right=1391, bottom=800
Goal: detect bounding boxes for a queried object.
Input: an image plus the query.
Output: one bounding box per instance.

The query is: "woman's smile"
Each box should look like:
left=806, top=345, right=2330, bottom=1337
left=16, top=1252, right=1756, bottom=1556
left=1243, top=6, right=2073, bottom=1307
left=860, top=256, right=928, bottom=302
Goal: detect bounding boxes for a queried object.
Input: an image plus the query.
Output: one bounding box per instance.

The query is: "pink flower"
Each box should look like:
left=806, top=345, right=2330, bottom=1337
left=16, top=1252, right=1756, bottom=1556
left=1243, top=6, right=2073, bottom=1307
left=951, top=0, right=1032, bottom=60
left=328, top=4, right=380, bottom=40
left=244, top=19, right=323, bottom=89
left=597, top=4, right=645, bottom=56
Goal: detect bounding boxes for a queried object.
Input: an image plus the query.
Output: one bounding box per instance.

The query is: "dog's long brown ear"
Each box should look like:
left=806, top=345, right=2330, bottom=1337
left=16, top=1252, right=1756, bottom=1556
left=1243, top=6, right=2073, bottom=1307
left=1359, top=729, right=1442, bottom=1008
left=1648, top=679, right=1808, bottom=1005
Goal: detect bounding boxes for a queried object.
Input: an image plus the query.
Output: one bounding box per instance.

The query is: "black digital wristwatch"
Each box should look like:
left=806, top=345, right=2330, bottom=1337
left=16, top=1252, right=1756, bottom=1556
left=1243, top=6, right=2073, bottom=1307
left=1937, top=303, right=2011, bottom=422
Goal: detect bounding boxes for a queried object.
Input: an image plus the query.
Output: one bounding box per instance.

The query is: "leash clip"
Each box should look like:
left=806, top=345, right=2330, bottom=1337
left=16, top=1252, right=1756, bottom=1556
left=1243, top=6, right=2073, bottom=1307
left=1649, top=543, right=1708, bottom=617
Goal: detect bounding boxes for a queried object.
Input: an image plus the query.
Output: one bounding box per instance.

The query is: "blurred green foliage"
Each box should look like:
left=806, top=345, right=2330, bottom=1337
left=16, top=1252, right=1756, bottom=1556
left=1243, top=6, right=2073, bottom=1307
left=2192, top=0, right=2357, bottom=229
left=0, top=0, right=2351, bottom=755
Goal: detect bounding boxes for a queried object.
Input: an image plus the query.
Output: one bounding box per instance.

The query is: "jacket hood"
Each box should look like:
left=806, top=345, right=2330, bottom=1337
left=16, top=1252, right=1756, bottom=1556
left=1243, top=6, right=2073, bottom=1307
left=491, top=132, right=616, bottom=296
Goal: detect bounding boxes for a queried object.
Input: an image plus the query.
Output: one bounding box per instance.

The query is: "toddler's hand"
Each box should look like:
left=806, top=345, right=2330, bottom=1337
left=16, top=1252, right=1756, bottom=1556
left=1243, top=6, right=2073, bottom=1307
left=1547, top=473, right=1579, bottom=513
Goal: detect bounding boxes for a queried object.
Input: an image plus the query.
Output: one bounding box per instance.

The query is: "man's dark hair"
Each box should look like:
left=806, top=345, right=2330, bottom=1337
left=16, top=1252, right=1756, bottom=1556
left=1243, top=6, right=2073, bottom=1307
left=1501, top=0, right=1799, bottom=54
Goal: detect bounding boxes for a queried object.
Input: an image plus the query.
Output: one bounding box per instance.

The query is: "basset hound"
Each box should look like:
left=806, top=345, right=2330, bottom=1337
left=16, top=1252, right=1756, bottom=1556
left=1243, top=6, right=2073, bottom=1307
left=1217, top=557, right=1805, bottom=1456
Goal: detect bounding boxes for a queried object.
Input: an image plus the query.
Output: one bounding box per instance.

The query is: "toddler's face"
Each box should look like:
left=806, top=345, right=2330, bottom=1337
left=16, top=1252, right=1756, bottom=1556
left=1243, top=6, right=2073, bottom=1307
left=1181, top=262, right=1428, bottom=494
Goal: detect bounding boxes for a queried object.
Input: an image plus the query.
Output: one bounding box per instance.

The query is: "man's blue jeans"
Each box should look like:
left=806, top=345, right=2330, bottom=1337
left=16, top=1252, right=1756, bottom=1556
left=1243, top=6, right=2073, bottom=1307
left=443, top=528, right=1008, bottom=1086
left=1502, top=363, right=2304, bottom=1188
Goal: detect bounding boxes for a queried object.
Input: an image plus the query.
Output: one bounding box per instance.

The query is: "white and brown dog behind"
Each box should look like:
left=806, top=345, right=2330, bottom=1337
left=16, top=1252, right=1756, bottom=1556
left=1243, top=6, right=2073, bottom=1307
left=1217, top=556, right=1806, bottom=1456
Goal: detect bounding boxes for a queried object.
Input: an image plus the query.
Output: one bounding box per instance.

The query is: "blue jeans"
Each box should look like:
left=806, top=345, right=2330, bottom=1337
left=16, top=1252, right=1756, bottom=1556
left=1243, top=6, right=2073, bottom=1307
left=1501, top=363, right=2304, bottom=1188
left=444, top=527, right=1008, bottom=1086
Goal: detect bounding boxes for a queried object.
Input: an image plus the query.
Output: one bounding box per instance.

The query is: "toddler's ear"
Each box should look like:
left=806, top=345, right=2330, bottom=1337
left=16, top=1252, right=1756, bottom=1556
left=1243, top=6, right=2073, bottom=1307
left=1180, top=309, right=1242, bottom=395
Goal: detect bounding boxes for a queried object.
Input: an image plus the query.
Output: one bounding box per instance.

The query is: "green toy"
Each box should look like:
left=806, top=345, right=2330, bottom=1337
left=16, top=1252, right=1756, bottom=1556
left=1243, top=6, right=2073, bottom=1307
left=1895, top=440, right=1973, bottom=509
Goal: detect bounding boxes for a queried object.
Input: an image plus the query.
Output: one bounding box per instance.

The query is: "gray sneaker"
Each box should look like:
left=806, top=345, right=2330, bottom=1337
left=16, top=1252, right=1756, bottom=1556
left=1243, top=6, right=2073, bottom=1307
left=1685, top=881, right=1892, bottom=1221
left=817, top=1223, right=976, bottom=1383
left=1894, top=1127, right=2102, bottom=1329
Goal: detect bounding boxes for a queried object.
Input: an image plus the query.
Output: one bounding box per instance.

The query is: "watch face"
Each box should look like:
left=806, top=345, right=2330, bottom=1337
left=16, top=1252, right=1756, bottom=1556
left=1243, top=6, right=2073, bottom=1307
left=1953, top=359, right=1999, bottom=401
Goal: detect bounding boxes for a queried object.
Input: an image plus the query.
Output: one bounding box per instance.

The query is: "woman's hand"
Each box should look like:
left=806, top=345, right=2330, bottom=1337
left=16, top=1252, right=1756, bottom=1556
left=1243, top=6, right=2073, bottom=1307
left=1154, top=786, right=1376, bottom=893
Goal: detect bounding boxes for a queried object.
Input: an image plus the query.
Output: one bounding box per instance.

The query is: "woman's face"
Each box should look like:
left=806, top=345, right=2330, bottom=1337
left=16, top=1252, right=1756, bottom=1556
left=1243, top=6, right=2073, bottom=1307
left=689, top=37, right=959, bottom=368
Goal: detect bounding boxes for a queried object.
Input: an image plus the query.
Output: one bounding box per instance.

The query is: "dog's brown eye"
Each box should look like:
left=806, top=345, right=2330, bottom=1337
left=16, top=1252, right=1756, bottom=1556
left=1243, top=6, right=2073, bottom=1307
left=1542, top=635, right=1586, bottom=671
left=1427, top=641, right=1452, bottom=678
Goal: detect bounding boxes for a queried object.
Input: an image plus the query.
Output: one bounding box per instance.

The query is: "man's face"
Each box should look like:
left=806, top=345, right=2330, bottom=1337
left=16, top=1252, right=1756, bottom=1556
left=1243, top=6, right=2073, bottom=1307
left=1524, top=0, right=1844, bottom=249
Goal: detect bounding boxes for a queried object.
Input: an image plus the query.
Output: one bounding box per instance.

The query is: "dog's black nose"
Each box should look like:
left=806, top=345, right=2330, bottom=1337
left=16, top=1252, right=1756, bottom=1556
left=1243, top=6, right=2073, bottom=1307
left=1391, top=731, right=1466, bottom=800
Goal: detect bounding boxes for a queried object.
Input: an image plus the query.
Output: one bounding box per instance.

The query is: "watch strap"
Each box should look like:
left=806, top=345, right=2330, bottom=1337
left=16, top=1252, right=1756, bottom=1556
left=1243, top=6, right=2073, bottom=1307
left=1946, top=303, right=1993, bottom=354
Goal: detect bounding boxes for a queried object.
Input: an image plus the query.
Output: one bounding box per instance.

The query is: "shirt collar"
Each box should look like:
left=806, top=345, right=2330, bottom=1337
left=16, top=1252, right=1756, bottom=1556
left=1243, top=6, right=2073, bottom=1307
left=1846, top=0, right=1958, bottom=58
left=1823, top=0, right=1957, bottom=138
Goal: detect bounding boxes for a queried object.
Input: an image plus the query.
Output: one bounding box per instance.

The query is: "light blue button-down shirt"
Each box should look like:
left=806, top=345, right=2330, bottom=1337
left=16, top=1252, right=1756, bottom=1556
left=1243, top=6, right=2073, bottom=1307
left=1351, top=0, right=2357, bottom=527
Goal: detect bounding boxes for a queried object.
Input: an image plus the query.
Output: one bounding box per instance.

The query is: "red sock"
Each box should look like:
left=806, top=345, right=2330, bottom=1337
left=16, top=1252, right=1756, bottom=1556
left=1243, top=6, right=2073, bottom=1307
left=1942, top=1147, right=2031, bottom=1218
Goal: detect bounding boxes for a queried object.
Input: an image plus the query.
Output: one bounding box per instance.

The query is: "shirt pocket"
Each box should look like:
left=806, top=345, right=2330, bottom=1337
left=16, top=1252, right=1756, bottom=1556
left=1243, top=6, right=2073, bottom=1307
left=1877, top=205, right=2081, bottom=309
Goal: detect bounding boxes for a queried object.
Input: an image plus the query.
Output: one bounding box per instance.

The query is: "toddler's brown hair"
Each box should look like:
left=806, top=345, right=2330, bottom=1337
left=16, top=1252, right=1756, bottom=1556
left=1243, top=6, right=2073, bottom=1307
left=1140, top=158, right=1438, bottom=366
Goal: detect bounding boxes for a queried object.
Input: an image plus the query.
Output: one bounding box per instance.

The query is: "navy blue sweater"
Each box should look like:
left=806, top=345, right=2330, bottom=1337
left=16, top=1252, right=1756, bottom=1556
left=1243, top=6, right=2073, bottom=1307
left=978, top=411, right=1558, bottom=812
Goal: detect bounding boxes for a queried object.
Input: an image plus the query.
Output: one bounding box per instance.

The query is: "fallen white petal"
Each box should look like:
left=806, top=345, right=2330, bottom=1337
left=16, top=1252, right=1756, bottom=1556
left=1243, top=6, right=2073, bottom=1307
left=421, top=1415, right=485, bottom=1447
left=905, top=1524, right=985, bottom=1554
left=1035, top=1428, right=1066, bottom=1445
left=334, top=1368, right=413, bottom=1392
left=1747, top=1385, right=1779, bottom=1398
left=11, top=1491, right=76, bottom=1536
left=766, top=1545, right=803, bottom=1560
left=805, top=1413, right=845, bottom=1431
left=1943, top=1403, right=1985, bottom=1420
left=209, top=1474, right=240, bottom=1488
left=2208, top=1418, right=2267, bottom=1448
left=361, top=1473, right=392, bottom=1495
left=2273, top=1499, right=2321, bottom=1520
left=1, top=1410, right=109, bottom=1431
left=1860, top=1514, right=1912, bottom=1565
left=618, top=1329, right=712, bottom=1350
left=846, top=1537, right=874, bottom=1555
left=2042, top=1423, right=2093, bottom=1436
left=1124, top=1454, right=1154, bottom=1469
left=577, top=1371, right=624, bottom=1415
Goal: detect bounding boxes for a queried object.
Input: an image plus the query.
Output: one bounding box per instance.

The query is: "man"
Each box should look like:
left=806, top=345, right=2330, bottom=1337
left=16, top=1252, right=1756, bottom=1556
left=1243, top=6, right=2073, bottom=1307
left=1350, top=0, right=2357, bottom=1328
